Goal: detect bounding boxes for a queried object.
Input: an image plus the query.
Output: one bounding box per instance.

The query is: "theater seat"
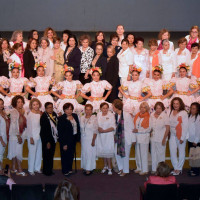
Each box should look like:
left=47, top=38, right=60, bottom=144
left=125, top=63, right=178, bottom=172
left=12, top=184, right=43, bottom=200
left=0, top=185, right=11, bottom=200
left=140, top=184, right=177, bottom=200
left=178, top=183, right=200, bottom=200
left=44, top=184, right=58, bottom=200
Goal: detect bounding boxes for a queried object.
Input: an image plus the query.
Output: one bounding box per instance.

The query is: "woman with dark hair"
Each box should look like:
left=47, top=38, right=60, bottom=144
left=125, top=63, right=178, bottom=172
left=57, top=103, right=80, bottom=176
left=7, top=95, right=27, bottom=176
left=125, top=33, right=135, bottom=52
left=107, top=33, right=121, bottom=56
left=0, top=38, right=11, bottom=77
left=144, top=162, right=177, bottom=188
left=169, top=97, right=188, bottom=175
left=132, top=37, right=149, bottom=80
left=28, top=30, right=39, bottom=41
left=150, top=102, right=170, bottom=173
left=40, top=102, right=58, bottom=176
left=54, top=179, right=80, bottom=200
left=60, top=30, right=72, bottom=51
left=188, top=102, right=200, bottom=176
left=23, top=38, right=38, bottom=78
left=64, top=35, right=81, bottom=80
left=91, top=31, right=108, bottom=51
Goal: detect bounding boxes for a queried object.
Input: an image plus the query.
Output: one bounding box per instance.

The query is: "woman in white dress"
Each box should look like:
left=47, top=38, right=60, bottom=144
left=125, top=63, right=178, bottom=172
left=0, top=99, right=9, bottom=172
left=175, top=38, right=191, bottom=72
left=81, top=68, right=112, bottom=112
left=27, top=98, right=42, bottom=176
left=150, top=102, right=170, bottom=173
left=8, top=95, right=27, bottom=176
left=159, top=39, right=176, bottom=81
left=133, top=102, right=151, bottom=175
left=51, top=66, right=84, bottom=115
left=119, top=66, right=145, bottom=114
left=80, top=104, right=98, bottom=175
left=169, top=97, right=188, bottom=176
left=112, top=99, right=136, bottom=177
left=143, top=66, right=173, bottom=111
left=97, top=102, right=115, bottom=175
left=117, top=39, right=134, bottom=84
left=157, top=29, right=174, bottom=51
left=170, top=64, right=199, bottom=109
left=25, top=63, right=55, bottom=111
left=1, top=66, right=29, bottom=111
left=38, top=37, right=54, bottom=76
left=185, top=25, right=199, bottom=51
left=132, top=37, right=149, bottom=80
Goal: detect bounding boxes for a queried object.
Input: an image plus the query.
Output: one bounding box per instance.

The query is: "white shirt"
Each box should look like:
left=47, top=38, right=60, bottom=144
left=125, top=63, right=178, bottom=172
left=117, top=48, right=134, bottom=78
left=60, top=41, right=67, bottom=51
left=150, top=112, right=169, bottom=143
left=175, top=48, right=191, bottom=67
left=188, top=115, right=200, bottom=144
left=157, top=40, right=174, bottom=51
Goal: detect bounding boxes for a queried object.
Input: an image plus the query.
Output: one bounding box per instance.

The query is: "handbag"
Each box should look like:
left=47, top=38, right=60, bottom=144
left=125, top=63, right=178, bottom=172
left=189, top=147, right=200, bottom=167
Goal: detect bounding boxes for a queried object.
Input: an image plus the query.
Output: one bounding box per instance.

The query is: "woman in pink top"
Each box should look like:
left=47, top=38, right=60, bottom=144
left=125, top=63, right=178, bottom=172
left=144, top=162, right=177, bottom=189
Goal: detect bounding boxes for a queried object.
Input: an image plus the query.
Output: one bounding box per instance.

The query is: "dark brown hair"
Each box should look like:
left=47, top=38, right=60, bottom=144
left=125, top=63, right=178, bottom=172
left=112, top=99, right=123, bottom=111
left=170, top=97, right=185, bottom=112
left=154, top=102, right=165, bottom=111
left=85, top=104, right=93, bottom=110
left=63, top=103, right=74, bottom=112
left=11, top=43, right=22, bottom=54
left=79, top=34, right=92, bottom=46
left=100, top=102, right=109, bottom=109
left=178, top=37, right=187, bottom=45
left=95, top=31, right=106, bottom=44
left=11, top=95, right=25, bottom=108
left=25, top=38, right=38, bottom=51
left=0, top=38, right=11, bottom=54
left=148, top=38, right=158, bottom=47
left=158, top=29, right=170, bottom=40
left=110, top=33, right=119, bottom=42
left=53, top=37, right=61, bottom=44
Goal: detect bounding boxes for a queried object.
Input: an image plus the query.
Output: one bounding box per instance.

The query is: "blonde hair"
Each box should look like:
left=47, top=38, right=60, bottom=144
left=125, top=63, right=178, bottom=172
left=190, top=25, right=199, bottom=38
left=43, top=27, right=57, bottom=39
left=10, top=30, right=23, bottom=42
left=29, top=98, right=42, bottom=110
left=139, top=102, right=150, bottom=112
left=107, top=45, right=116, bottom=55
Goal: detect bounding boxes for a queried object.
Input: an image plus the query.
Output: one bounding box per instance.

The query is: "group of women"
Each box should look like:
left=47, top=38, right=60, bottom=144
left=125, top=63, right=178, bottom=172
left=0, top=25, right=200, bottom=177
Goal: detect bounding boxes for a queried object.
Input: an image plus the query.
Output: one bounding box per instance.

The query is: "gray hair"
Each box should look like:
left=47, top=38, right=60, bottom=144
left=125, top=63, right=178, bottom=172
left=162, top=39, right=169, bottom=46
left=10, top=30, right=23, bottom=42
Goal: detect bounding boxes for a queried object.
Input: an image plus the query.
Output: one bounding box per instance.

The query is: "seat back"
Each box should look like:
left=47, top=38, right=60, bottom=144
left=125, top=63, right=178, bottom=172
left=178, top=183, right=200, bottom=200
left=145, top=184, right=177, bottom=200
left=44, top=184, right=58, bottom=200
left=12, top=184, right=44, bottom=200
left=0, top=185, right=11, bottom=200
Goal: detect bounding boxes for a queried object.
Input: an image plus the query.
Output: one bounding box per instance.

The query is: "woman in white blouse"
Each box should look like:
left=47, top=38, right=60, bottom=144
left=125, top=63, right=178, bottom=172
left=97, top=102, right=115, bottom=175
left=169, top=97, right=188, bottom=175
left=159, top=39, right=176, bottom=81
left=38, top=37, right=54, bottom=76
left=80, top=104, right=97, bottom=175
left=175, top=38, right=190, bottom=73
left=112, top=99, right=135, bottom=177
left=133, top=102, right=151, bottom=175
left=8, top=95, right=27, bottom=176
left=27, top=98, right=42, bottom=176
left=150, top=102, right=170, bottom=173
left=187, top=102, right=200, bottom=176
left=132, top=37, right=149, bottom=80
left=117, top=39, right=134, bottom=84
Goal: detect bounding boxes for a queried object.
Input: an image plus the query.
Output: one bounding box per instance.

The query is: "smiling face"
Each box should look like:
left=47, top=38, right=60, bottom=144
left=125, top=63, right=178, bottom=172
left=173, top=100, right=180, bottom=111
left=136, top=41, right=143, bottom=49
left=155, top=105, right=163, bottom=115
left=190, top=104, right=198, bottom=116
left=132, top=71, right=139, bottom=81
left=107, top=48, right=114, bottom=58
left=153, top=71, right=161, bottom=81
left=63, top=33, right=69, bottom=43
left=65, top=71, right=73, bottom=81
left=47, top=30, right=53, bottom=40
left=101, top=104, right=109, bottom=115
left=150, top=45, right=157, bottom=51
left=116, top=25, right=124, bottom=36
left=16, top=98, right=24, bottom=109
left=111, top=37, right=118, bottom=47
left=16, top=33, right=23, bottom=43
left=97, top=32, right=104, bottom=42
left=30, top=40, right=37, bottom=50
left=163, top=41, right=170, bottom=50
left=121, top=41, right=128, bottom=51
left=82, top=39, right=89, bottom=48
left=191, top=46, right=199, bottom=54
left=1, top=40, right=8, bottom=50
left=54, top=40, right=60, bottom=49
left=95, top=44, right=103, bottom=55
left=32, top=101, right=40, bottom=112
left=127, top=35, right=134, bottom=45
left=179, top=68, right=187, bottom=78
left=41, top=39, right=48, bottom=49
left=11, top=68, right=20, bottom=78
left=140, top=104, right=147, bottom=114
left=69, top=38, right=76, bottom=47
left=85, top=106, right=93, bottom=116
left=92, top=71, right=100, bottom=82
left=191, top=28, right=199, bottom=39
left=161, top=32, right=169, bottom=40
left=37, top=66, right=45, bottom=77
left=33, top=31, right=39, bottom=40
left=15, top=46, right=23, bottom=54
left=64, top=106, right=73, bottom=116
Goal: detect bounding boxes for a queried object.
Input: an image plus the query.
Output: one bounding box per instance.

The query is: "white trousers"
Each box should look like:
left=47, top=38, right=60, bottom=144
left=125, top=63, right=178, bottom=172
left=115, top=142, right=131, bottom=173
left=151, top=141, right=166, bottom=172
left=28, top=138, right=42, bottom=173
left=135, top=143, right=149, bottom=173
left=169, top=135, right=186, bottom=170
left=0, top=143, right=6, bottom=162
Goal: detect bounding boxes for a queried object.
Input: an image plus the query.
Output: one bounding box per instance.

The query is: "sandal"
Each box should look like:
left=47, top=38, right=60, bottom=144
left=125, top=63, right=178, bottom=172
left=16, top=171, right=27, bottom=176
left=11, top=169, right=17, bottom=173
left=101, top=167, right=108, bottom=174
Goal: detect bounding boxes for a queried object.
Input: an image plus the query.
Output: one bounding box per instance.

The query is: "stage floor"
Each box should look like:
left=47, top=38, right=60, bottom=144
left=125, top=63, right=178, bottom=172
left=12, top=169, right=200, bottom=200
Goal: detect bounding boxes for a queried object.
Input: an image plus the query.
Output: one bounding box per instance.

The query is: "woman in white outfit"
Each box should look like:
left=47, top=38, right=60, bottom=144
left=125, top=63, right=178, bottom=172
left=8, top=95, right=27, bottom=176
left=133, top=102, right=151, bottom=175
left=0, top=99, right=9, bottom=172
left=27, top=98, right=42, bottom=176
left=112, top=99, right=136, bottom=177
left=97, top=102, right=115, bottom=175
left=80, top=104, right=98, bottom=175
left=169, top=97, right=188, bottom=176
left=150, top=102, right=170, bottom=173
left=159, top=39, right=176, bottom=81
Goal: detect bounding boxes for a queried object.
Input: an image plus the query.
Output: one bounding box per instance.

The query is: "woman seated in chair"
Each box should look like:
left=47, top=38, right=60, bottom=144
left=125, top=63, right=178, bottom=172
left=144, top=162, right=177, bottom=189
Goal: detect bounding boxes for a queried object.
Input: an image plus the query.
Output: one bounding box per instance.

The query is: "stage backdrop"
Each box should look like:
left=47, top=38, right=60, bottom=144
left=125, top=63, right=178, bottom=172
left=0, top=0, right=199, bottom=31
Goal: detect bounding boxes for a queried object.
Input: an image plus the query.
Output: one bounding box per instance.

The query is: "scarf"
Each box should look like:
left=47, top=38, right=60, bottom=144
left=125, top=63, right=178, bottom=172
left=192, top=53, right=200, bottom=78
left=157, top=41, right=163, bottom=50
left=15, top=52, right=24, bottom=77
left=152, top=50, right=159, bottom=67
left=134, top=112, right=150, bottom=129
left=187, top=37, right=198, bottom=51
left=18, top=113, right=27, bottom=135
left=114, top=111, right=125, bottom=158
left=175, top=116, right=182, bottom=140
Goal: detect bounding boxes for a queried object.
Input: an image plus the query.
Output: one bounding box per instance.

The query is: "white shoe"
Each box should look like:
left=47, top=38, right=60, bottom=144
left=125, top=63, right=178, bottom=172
left=101, top=167, right=108, bottom=174
left=108, top=169, right=112, bottom=175
left=34, top=170, right=42, bottom=174
left=29, top=172, right=35, bottom=176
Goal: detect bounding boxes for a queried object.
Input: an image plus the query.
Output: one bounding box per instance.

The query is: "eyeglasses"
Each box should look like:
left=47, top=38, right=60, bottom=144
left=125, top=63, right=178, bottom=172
left=191, top=31, right=198, bottom=34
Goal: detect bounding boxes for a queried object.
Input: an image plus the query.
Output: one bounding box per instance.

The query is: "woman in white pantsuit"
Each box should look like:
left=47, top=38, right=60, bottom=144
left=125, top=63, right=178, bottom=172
left=150, top=102, right=170, bottom=173
left=169, top=97, right=188, bottom=176
left=133, top=102, right=151, bottom=175
left=80, top=104, right=98, bottom=175
left=112, top=99, right=136, bottom=177
left=27, top=98, right=42, bottom=176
